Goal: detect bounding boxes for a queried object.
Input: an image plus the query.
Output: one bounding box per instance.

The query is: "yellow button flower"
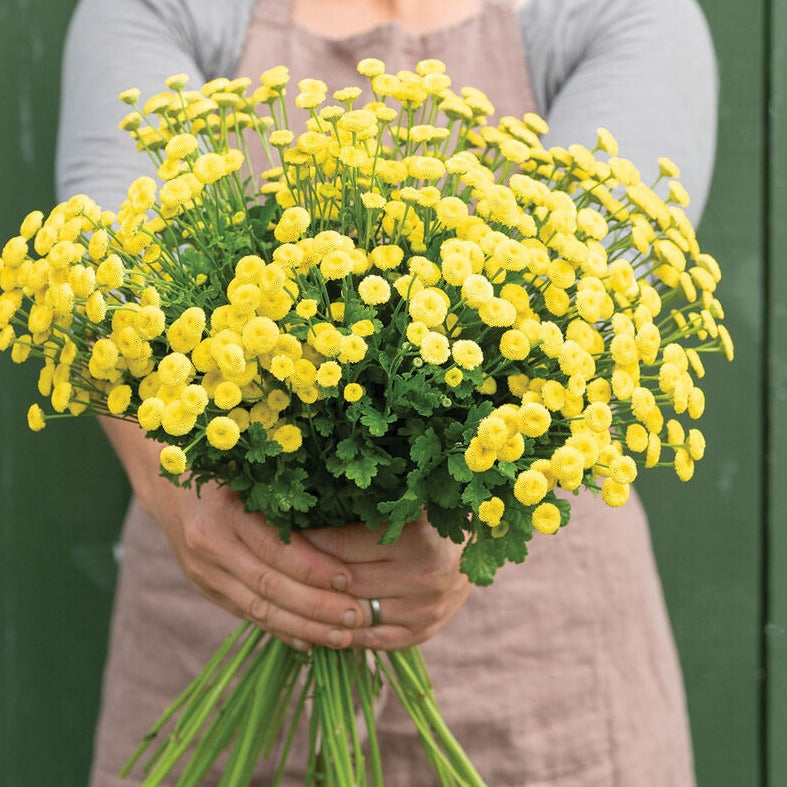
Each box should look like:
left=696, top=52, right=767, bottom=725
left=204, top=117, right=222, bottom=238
left=27, top=403, right=46, bottom=432
left=343, top=383, right=364, bottom=402
left=479, top=497, right=505, bottom=527
left=160, top=445, right=187, bottom=475
left=532, top=502, right=561, bottom=535
left=206, top=416, right=241, bottom=450
left=272, top=424, right=303, bottom=453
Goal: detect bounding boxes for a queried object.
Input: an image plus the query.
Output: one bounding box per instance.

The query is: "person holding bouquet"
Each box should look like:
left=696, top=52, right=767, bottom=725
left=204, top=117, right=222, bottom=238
left=54, top=0, right=718, bottom=784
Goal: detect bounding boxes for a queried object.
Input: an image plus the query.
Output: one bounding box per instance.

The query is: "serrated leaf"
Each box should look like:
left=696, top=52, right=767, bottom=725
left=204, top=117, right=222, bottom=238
left=425, top=502, right=468, bottom=544
left=428, top=466, right=462, bottom=509
left=360, top=407, right=396, bottom=437
left=335, top=437, right=359, bottom=461
left=378, top=492, right=422, bottom=544
left=447, top=453, right=474, bottom=483
left=460, top=527, right=506, bottom=586
left=410, top=426, right=443, bottom=471
left=343, top=454, right=380, bottom=489
left=461, top=475, right=491, bottom=509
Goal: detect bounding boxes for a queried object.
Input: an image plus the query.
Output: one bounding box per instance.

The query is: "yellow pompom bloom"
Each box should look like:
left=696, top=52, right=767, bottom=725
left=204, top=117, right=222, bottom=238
left=27, top=403, right=46, bottom=432
left=674, top=448, right=695, bottom=481
left=158, top=352, right=193, bottom=387
left=137, top=397, right=165, bottom=430
left=476, top=415, right=509, bottom=450
left=274, top=206, right=310, bottom=243
left=270, top=354, right=295, bottom=381
left=498, top=433, right=525, bottom=463
left=513, top=469, right=548, bottom=506
left=645, top=433, right=662, bottom=468
left=160, top=401, right=197, bottom=436
left=272, top=424, right=303, bottom=453
left=107, top=384, right=132, bottom=414
left=451, top=339, right=483, bottom=370
left=532, top=502, right=561, bottom=535
left=601, top=478, right=630, bottom=507
left=445, top=368, right=463, bottom=388
left=610, top=455, right=638, bottom=485
left=516, top=402, right=551, bottom=437
left=464, top=437, right=496, bottom=472
left=160, top=445, right=187, bottom=475
left=478, top=298, right=517, bottom=328
left=626, top=424, right=649, bottom=453
left=358, top=275, right=391, bottom=305
left=214, top=381, right=243, bottom=410
left=242, top=316, right=279, bottom=355
left=357, top=57, right=386, bottom=77
left=479, top=497, right=505, bottom=527
left=338, top=334, right=368, bottom=364
left=370, top=245, right=404, bottom=271
left=316, top=361, right=342, bottom=388
left=408, top=288, right=448, bottom=327
left=499, top=330, right=530, bottom=361
left=420, top=332, right=451, bottom=365
left=343, top=382, right=364, bottom=402
left=296, top=299, right=318, bottom=319
left=687, top=428, right=706, bottom=460
left=584, top=401, right=613, bottom=433
left=550, top=445, right=585, bottom=483
left=351, top=320, right=375, bottom=337
left=320, top=250, right=354, bottom=280
left=96, top=254, right=125, bottom=290
left=11, top=335, right=33, bottom=364
left=206, top=416, right=241, bottom=450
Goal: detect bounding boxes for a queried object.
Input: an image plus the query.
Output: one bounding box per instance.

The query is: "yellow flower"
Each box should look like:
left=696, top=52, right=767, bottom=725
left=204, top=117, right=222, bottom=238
left=11, top=335, right=32, bottom=364
left=296, top=299, right=319, bottom=319
left=464, top=437, right=496, bottom=472
left=478, top=298, right=517, bottom=328
left=160, top=445, right=187, bottom=475
left=626, top=424, right=649, bottom=453
left=343, top=382, right=364, bottom=402
left=274, top=206, right=310, bottom=242
left=451, top=339, right=483, bottom=370
left=610, top=456, right=637, bottom=484
left=461, top=274, right=494, bottom=307
left=687, top=428, right=706, bottom=460
left=479, top=497, right=505, bottom=527
left=477, top=416, right=509, bottom=450
left=718, top=324, right=734, bottom=361
left=601, top=478, right=630, bottom=507
left=27, top=403, right=46, bottom=432
left=645, top=433, right=662, bottom=468
left=320, top=250, right=354, bottom=280
left=158, top=352, right=193, bottom=387
left=532, top=502, right=561, bottom=535
left=137, top=397, right=165, bottom=430
left=514, top=470, right=548, bottom=506
left=517, top=402, right=551, bottom=437
left=674, top=448, right=695, bottom=481
left=272, top=424, right=303, bottom=453
left=687, top=387, right=705, bottom=419
left=584, top=401, right=612, bottom=433
left=314, top=361, right=340, bottom=388
left=270, top=354, right=295, bottom=381
left=420, top=332, right=451, bottom=365
left=107, top=384, right=132, bottom=415
left=550, top=445, right=585, bottom=484
left=445, top=368, right=463, bottom=388
left=357, top=57, right=386, bottom=77
left=408, top=288, right=448, bottom=327
left=213, top=381, right=242, bottom=410
left=370, top=245, right=404, bottom=271
left=339, top=334, right=368, bottom=364
left=358, top=275, right=391, bottom=305
left=242, top=316, right=279, bottom=355
left=206, top=416, right=241, bottom=450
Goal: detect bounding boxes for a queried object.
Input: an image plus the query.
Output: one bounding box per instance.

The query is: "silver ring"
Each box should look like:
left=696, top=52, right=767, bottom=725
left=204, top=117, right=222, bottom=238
left=369, top=598, right=382, bottom=627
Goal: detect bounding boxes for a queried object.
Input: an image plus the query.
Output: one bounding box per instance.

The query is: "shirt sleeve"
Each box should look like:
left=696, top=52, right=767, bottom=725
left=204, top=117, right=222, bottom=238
left=55, top=0, right=256, bottom=208
left=519, top=0, right=718, bottom=225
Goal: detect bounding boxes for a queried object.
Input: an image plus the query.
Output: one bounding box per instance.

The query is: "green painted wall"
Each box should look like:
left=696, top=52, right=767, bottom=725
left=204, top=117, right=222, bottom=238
left=0, top=1, right=778, bottom=784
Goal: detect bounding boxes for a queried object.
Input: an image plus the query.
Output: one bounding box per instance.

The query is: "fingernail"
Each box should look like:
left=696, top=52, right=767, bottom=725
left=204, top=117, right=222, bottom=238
left=331, top=574, right=348, bottom=592
left=328, top=628, right=346, bottom=647
left=341, top=609, right=357, bottom=628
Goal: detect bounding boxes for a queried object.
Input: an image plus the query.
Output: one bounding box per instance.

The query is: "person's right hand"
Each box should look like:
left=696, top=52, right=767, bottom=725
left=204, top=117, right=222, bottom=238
left=101, top=418, right=364, bottom=652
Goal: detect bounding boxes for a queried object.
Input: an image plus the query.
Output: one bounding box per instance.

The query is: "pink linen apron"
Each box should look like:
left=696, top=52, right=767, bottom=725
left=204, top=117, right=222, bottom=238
left=88, top=2, right=696, bottom=784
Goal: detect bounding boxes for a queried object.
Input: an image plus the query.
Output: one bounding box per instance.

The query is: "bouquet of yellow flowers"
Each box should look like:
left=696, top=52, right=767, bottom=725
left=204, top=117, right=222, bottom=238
left=1, top=57, right=733, bottom=785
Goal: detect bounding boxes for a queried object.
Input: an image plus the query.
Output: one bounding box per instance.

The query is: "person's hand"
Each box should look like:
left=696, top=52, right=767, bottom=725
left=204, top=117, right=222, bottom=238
left=303, top=513, right=471, bottom=651
left=100, top=418, right=364, bottom=651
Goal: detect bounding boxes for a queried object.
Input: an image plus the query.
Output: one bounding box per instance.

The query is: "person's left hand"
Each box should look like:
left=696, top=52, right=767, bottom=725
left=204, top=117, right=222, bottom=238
left=302, top=513, right=471, bottom=650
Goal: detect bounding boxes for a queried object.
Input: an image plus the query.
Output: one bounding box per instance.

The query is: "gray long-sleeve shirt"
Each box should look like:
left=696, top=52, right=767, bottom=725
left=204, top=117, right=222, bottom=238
left=56, top=0, right=718, bottom=225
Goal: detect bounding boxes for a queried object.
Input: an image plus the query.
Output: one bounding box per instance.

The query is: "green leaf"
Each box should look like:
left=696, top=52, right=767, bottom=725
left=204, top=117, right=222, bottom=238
left=460, top=526, right=506, bottom=587
left=428, top=466, right=462, bottom=509
left=461, top=475, right=491, bottom=509
left=426, top=502, right=468, bottom=544
left=312, top=415, right=335, bottom=437
left=447, top=453, right=474, bottom=483
left=335, top=437, right=359, bottom=461
left=410, top=426, right=443, bottom=471
left=343, top=454, right=380, bottom=489
left=360, top=406, right=397, bottom=437
left=378, top=492, right=422, bottom=544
